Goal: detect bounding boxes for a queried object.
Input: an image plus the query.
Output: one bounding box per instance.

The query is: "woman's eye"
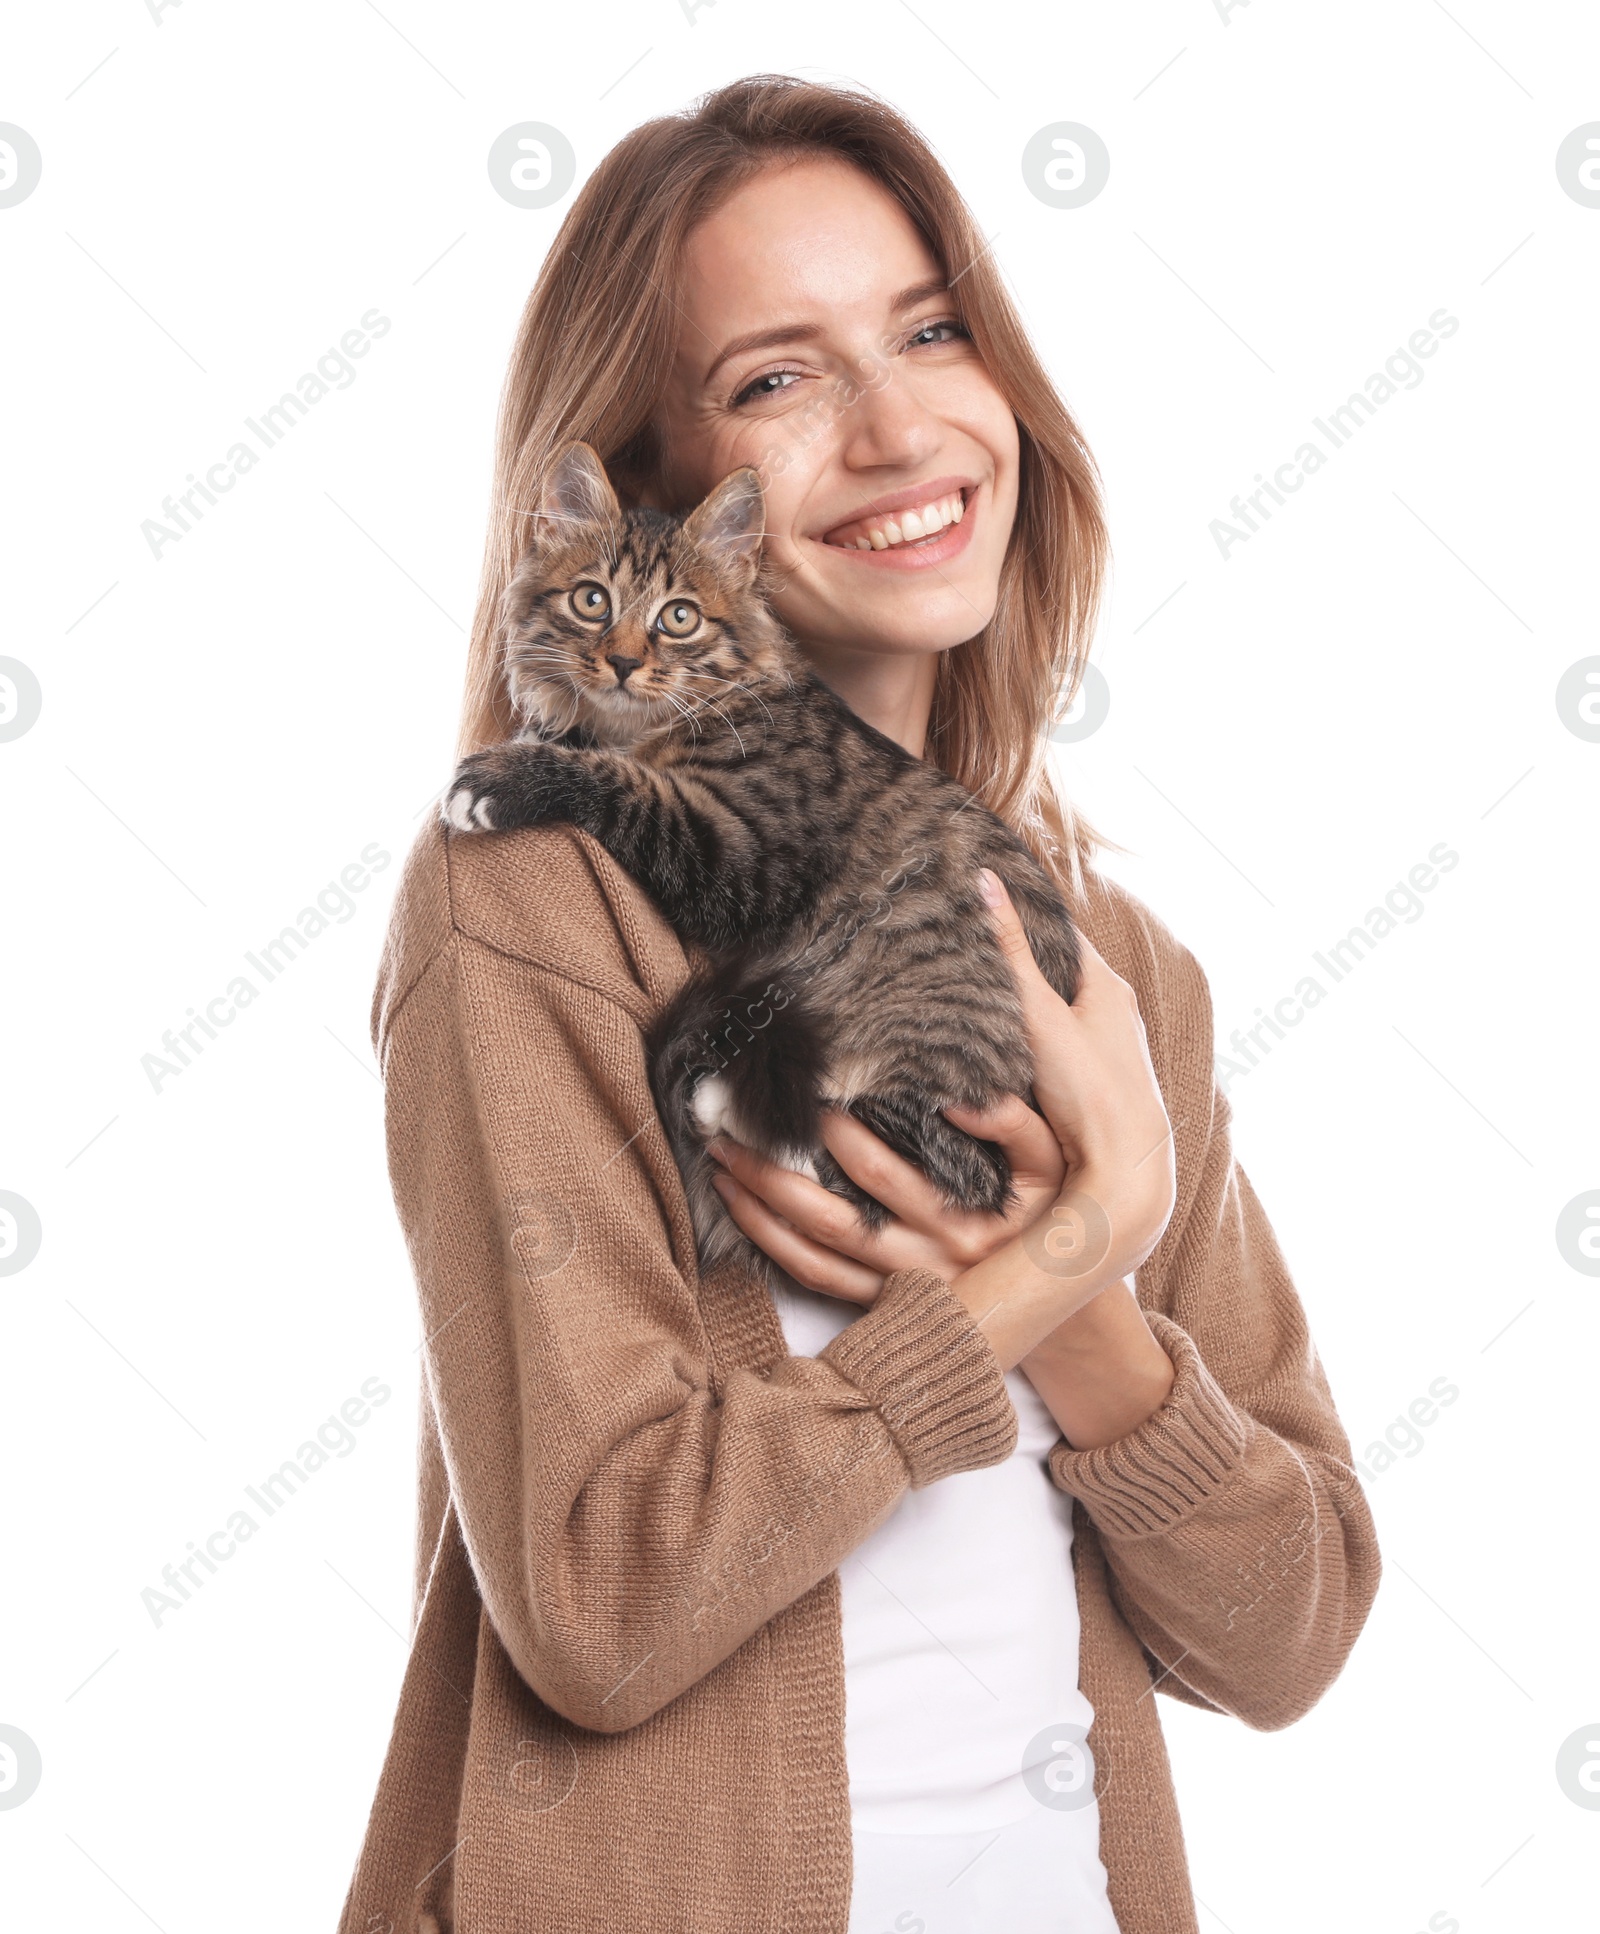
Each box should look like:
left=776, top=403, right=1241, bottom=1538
left=654, top=599, right=702, bottom=638
left=729, top=324, right=964, bottom=408
left=568, top=583, right=611, bottom=622
left=908, top=318, right=967, bottom=348
left=731, top=368, right=801, bottom=408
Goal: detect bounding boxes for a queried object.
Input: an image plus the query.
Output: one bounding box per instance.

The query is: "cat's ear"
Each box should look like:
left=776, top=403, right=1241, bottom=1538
left=535, top=442, right=621, bottom=541
left=681, top=467, right=766, bottom=584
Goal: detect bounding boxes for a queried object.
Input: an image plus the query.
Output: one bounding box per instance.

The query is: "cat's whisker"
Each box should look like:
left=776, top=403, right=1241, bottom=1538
left=505, top=639, right=577, bottom=660
left=507, top=654, right=577, bottom=674
left=695, top=695, right=768, bottom=745
left=665, top=677, right=736, bottom=720
left=676, top=670, right=778, bottom=734
left=669, top=687, right=717, bottom=746
left=652, top=688, right=707, bottom=749
left=511, top=679, right=582, bottom=723
left=508, top=661, right=587, bottom=700
left=677, top=666, right=769, bottom=700
left=658, top=691, right=701, bottom=742
left=675, top=669, right=773, bottom=715
left=680, top=691, right=750, bottom=758
left=526, top=671, right=588, bottom=740
left=511, top=664, right=580, bottom=686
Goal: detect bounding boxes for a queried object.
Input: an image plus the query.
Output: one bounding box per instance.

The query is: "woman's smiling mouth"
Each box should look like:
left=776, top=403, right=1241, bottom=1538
left=818, top=478, right=979, bottom=569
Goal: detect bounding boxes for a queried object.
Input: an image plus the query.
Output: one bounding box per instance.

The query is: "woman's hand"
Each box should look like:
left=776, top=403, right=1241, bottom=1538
left=708, top=868, right=1176, bottom=1314
left=973, top=868, right=1176, bottom=1292
left=708, top=1089, right=1066, bottom=1307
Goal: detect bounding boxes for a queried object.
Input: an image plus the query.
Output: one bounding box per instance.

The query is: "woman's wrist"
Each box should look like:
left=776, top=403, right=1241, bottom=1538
left=943, top=1165, right=1157, bottom=1375
left=1018, top=1280, right=1176, bottom=1450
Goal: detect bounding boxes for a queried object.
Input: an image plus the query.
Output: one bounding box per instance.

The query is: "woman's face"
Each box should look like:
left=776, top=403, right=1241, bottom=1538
left=652, top=155, right=1020, bottom=668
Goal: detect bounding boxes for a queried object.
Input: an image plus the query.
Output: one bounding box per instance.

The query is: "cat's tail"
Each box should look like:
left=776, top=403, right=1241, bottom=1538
left=646, top=968, right=828, bottom=1277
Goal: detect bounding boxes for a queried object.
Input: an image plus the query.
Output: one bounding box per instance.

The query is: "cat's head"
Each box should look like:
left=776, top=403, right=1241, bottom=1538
left=499, top=442, right=792, bottom=744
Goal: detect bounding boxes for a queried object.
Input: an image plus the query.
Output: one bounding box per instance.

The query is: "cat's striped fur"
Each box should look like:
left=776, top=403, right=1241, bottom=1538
left=444, top=443, right=1082, bottom=1286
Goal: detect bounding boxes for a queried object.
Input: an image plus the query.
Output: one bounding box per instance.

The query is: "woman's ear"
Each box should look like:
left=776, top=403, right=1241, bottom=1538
left=681, top=467, right=766, bottom=584
left=536, top=442, right=622, bottom=538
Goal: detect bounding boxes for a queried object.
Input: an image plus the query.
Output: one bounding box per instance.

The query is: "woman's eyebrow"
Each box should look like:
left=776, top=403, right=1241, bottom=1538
left=889, top=277, right=952, bottom=312
left=700, top=280, right=954, bottom=391
left=703, top=321, right=822, bottom=391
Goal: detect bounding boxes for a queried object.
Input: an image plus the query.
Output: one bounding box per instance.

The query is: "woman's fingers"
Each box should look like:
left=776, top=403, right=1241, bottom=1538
left=709, top=1169, right=883, bottom=1305
left=941, top=1095, right=1066, bottom=1206
left=975, top=866, right=1168, bottom=1200
left=977, top=869, right=1131, bottom=1020
left=708, top=1135, right=895, bottom=1266
left=977, top=869, right=1058, bottom=1009
left=815, top=1110, right=952, bottom=1234
left=1070, top=926, right=1117, bottom=992
left=709, top=1119, right=1013, bottom=1284
left=1071, top=927, right=1148, bottom=1032
left=976, top=869, right=1089, bottom=1146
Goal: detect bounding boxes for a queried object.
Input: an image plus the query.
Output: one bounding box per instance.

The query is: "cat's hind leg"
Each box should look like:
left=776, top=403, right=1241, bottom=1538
left=831, top=1089, right=1017, bottom=1223
left=648, top=969, right=835, bottom=1277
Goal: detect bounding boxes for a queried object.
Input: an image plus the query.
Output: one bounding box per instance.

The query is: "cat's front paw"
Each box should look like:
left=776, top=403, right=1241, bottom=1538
left=441, top=748, right=514, bottom=833
left=440, top=740, right=591, bottom=837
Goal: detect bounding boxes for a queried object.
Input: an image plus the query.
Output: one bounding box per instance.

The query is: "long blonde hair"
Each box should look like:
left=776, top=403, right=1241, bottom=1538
left=458, top=74, right=1110, bottom=887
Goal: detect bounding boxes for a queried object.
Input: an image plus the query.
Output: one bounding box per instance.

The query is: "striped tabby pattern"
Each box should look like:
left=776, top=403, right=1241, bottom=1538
left=444, top=443, right=1081, bottom=1284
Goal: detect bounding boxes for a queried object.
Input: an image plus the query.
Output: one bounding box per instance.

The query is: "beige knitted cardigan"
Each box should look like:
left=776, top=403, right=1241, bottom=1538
left=338, top=816, right=1380, bottom=1934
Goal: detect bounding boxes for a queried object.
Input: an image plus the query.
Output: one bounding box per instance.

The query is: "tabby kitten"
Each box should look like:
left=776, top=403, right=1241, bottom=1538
left=444, top=442, right=1082, bottom=1286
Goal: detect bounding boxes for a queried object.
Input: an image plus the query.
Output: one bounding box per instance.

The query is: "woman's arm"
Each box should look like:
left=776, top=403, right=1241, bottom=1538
left=1040, top=1070, right=1382, bottom=1730
left=1026, top=881, right=1380, bottom=1730
left=1015, top=1281, right=1176, bottom=1449
left=709, top=868, right=1380, bottom=1729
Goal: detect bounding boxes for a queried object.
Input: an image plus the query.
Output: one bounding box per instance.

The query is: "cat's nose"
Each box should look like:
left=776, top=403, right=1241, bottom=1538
left=606, top=653, right=643, bottom=686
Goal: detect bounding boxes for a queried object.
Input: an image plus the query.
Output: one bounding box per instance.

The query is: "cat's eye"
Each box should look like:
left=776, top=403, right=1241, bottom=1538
left=654, top=599, right=702, bottom=639
left=568, top=582, right=611, bottom=623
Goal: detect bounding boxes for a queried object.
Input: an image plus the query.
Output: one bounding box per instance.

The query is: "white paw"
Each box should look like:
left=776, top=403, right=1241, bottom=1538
left=442, top=786, right=495, bottom=833
left=692, top=1075, right=821, bottom=1180
left=690, top=1074, right=732, bottom=1140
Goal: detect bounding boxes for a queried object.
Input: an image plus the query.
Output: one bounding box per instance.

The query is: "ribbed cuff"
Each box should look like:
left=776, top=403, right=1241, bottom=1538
left=1046, top=1310, right=1252, bottom=1537
left=821, top=1267, right=1017, bottom=1489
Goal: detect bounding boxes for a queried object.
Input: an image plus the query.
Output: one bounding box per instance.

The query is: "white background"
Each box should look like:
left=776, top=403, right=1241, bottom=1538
left=3, top=3, right=1597, bottom=1930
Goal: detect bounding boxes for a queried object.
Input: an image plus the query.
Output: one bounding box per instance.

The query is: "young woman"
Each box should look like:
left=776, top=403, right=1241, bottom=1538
left=340, top=75, right=1379, bottom=1934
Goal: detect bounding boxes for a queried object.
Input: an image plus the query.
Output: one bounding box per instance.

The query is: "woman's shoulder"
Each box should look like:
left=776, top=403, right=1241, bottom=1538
left=369, top=815, right=688, bottom=1055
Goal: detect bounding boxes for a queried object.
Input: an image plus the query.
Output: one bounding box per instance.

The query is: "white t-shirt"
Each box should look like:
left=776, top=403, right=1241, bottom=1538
left=772, top=1272, right=1121, bottom=1934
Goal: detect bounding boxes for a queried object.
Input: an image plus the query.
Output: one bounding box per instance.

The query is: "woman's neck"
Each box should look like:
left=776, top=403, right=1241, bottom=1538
left=799, top=644, right=938, bottom=760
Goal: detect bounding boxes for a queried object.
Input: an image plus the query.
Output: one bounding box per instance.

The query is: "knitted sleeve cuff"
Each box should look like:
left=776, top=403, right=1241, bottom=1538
left=1046, top=1309, right=1253, bottom=1537
left=820, top=1267, right=1018, bottom=1489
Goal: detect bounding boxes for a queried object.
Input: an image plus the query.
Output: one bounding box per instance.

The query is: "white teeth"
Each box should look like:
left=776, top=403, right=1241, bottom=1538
left=827, top=489, right=967, bottom=550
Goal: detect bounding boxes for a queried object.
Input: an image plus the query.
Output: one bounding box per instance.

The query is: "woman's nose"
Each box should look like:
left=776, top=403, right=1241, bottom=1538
left=834, top=358, right=939, bottom=470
